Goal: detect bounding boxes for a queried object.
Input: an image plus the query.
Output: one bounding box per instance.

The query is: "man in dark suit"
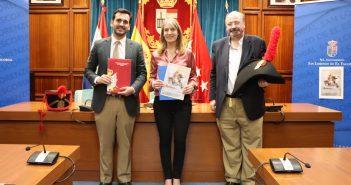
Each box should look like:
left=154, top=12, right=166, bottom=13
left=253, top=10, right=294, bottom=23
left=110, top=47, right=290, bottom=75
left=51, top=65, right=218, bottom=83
left=84, top=8, right=147, bottom=185
left=210, top=11, right=267, bottom=185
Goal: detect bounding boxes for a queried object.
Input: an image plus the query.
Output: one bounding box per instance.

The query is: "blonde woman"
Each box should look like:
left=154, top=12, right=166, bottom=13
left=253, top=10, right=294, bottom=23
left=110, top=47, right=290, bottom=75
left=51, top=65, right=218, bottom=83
left=149, top=18, right=197, bottom=185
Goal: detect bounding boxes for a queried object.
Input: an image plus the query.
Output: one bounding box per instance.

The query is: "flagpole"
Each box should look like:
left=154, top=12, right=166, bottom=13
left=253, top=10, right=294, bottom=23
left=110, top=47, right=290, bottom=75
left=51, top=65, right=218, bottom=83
left=141, top=0, right=144, bottom=23
left=225, top=0, right=229, bottom=13
left=191, top=0, right=197, bottom=27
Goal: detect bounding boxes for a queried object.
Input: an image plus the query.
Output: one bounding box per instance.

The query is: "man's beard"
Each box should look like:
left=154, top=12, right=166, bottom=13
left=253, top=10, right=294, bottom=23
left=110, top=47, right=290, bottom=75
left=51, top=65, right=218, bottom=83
left=229, top=27, right=243, bottom=38
left=113, top=26, right=126, bottom=36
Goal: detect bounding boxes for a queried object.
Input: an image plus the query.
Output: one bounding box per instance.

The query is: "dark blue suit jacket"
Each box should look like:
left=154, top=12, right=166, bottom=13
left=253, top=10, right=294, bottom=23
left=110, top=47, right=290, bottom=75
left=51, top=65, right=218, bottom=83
left=210, top=35, right=266, bottom=120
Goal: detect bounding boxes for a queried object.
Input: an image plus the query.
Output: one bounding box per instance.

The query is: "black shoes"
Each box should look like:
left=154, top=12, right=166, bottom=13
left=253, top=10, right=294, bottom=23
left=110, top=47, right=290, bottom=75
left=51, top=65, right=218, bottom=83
left=226, top=182, right=241, bottom=185
left=99, top=183, right=112, bottom=185
left=118, top=182, right=132, bottom=185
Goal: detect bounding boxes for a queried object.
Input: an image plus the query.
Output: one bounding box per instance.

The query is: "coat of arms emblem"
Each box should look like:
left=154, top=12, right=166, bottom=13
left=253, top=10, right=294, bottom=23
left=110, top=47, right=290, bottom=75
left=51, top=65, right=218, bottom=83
left=327, top=40, right=338, bottom=57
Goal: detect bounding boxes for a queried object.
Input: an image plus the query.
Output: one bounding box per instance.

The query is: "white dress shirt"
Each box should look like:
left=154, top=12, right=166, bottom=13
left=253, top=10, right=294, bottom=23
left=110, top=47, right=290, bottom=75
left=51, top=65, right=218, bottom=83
left=94, top=36, right=127, bottom=84
left=110, top=35, right=126, bottom=59
left=227, top=37, right=243, bottom=94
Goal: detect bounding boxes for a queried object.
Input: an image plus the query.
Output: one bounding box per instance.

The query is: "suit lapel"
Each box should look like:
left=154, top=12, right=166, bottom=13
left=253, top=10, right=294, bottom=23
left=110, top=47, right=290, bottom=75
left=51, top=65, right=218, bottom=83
left=239, top=35, right=251, bottom=71
left=222, top=37, right=230, bottom=89
left=103, top=37, right=111, bottom=60
left=99, top=38, right=111, bottom=72
left=125, top=39, right=132, bottom=60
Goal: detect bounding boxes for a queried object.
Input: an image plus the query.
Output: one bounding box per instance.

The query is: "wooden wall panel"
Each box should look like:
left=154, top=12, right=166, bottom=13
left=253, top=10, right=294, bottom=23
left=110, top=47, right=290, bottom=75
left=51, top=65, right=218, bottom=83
left=72, top=75, right=84, bottom=94
left=265, top=76, right=292, bottom=103
left=243, top=12, right=260, bottom=36
left=73, top=0, right=89, bottom=9
left=73, top=12, right=90, bottom=71
left=30, top=13, right=70, bottom=71
left=241, top=0, right=261, bottom=10
left=262, top=12, right=294, bottom=72
left=33, top=74, right=70, bottom=100
left=30, top=0, right=90, bottom=99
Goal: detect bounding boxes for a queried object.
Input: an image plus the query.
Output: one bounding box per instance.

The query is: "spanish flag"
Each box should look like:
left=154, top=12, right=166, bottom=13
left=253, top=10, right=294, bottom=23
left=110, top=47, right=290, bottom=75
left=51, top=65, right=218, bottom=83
left=131, top=1, right=151, bottom=103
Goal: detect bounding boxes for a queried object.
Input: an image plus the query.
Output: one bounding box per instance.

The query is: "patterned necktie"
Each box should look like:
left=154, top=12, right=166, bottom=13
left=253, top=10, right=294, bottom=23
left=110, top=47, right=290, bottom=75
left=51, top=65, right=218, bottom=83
left=113, top=40, right=120, bottom=59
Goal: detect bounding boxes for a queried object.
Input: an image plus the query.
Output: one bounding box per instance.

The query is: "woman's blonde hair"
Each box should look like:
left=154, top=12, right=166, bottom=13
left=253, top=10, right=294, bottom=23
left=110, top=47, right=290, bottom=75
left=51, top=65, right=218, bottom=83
left=157, top=18, right=185, bottom=55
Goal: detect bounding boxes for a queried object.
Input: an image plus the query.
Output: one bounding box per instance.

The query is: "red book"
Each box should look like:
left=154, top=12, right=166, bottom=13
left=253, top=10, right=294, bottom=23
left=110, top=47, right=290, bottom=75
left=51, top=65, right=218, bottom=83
left=107, top=58, right=131, bottom=94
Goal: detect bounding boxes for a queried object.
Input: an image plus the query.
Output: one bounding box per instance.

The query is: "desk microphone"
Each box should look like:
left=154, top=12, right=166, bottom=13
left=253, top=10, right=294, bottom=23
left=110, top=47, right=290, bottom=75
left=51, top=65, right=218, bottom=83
left=269, top=152, right=311, bottom=173
left=25, top=109, right=59, bottom=165
left=283, top=152, right=311, bottom=168
left=26, top=142, right=58, bottom=165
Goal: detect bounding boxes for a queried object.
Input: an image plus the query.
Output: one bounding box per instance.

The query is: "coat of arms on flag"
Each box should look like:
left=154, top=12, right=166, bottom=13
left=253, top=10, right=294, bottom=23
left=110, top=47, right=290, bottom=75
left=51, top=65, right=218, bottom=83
left=143, top=0, right=192, bottom=50
left=155, top=9, right=178, bottom=34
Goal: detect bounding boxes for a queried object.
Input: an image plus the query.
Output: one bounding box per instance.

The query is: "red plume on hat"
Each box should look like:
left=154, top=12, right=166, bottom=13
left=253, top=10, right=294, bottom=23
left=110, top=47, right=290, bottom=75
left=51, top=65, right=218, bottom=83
left=263, top=26, right=281, bottom=62
left=255, top=26, right=281, bottom=69
left=57, top=85, right=67, bottom=95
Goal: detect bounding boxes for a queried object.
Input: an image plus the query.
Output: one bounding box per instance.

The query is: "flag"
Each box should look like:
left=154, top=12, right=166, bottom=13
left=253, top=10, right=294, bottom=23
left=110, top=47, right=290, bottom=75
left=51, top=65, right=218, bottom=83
left=91, top=2, right=108, bottom=49
left=83, top=0, right=108, bottom=89
left=190, top=7, right=211, bottom=103
left=131, top=2, right=152, bottom=103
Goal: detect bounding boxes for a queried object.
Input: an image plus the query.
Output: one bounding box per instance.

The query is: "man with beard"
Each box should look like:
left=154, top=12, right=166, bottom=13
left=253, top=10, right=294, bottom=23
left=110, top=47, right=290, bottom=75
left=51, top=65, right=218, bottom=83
left=210, top=11, right=268, bottom=185
left=85, top=8, right=147, bottom=185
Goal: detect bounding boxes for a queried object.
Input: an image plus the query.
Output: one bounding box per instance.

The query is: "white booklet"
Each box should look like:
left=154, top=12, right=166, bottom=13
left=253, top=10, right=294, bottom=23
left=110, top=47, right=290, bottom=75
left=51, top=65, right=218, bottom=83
left=160, top=63, right=191, bottom=100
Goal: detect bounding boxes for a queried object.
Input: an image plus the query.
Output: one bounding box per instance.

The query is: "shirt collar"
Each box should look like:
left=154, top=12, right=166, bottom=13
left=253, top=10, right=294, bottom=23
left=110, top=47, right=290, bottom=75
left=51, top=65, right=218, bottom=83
left=228, top=36, right=244, bottom=47
left=111, top=35, right=126, bottom=46
left=165, top=49, right=179, bottom=56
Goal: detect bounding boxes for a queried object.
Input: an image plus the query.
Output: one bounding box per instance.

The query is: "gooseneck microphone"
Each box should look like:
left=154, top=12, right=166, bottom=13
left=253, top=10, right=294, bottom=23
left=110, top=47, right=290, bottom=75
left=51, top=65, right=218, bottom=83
left=26, top=142, right=58, bottom=165
left=25, top=144, right=40, bottom=151
left=25, top=144, right=47, bottom=153
left=283, top=152, right=311, bottom=168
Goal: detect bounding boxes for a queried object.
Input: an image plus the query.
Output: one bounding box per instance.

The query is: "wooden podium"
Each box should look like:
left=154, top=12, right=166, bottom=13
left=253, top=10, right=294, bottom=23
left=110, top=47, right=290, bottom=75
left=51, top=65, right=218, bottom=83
left=0, top=144, right=80, bottom=185
left=248, top=148, right=351, bottom=185
left=0, top=102, right=342, bottom=182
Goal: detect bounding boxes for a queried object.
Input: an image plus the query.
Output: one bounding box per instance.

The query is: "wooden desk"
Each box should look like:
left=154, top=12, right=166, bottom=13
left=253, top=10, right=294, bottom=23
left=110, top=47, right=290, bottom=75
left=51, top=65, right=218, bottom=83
left=0, top=102, right=341, bottom=182
left=248, top=148, right=351, bottom=185
left=0, top=144, right=80, bottom=185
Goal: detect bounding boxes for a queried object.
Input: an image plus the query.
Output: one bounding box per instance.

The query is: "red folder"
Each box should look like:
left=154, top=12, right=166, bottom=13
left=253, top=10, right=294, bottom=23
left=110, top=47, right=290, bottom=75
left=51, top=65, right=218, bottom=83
left=107, top=58, right=131, bottom=94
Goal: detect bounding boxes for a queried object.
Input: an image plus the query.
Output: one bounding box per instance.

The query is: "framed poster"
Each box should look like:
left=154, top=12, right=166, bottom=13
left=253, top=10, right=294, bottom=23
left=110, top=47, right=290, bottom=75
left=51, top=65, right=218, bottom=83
left=269, top=0, right=301, bottom=6
left=319, top=66, right=344, bottom=99
left=30, top=0, right=63, bottom=5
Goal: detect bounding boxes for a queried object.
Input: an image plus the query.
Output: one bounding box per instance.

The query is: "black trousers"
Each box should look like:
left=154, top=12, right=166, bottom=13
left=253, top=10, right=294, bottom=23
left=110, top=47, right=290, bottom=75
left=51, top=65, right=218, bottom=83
left=153, top=95, right=192, bottom=179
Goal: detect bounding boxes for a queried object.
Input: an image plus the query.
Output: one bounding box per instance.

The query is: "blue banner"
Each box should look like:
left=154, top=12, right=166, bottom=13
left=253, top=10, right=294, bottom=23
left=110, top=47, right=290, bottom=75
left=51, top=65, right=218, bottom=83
left=293, top=0, right=351, bottom=146
left=0, top=0, right=29, bottom=107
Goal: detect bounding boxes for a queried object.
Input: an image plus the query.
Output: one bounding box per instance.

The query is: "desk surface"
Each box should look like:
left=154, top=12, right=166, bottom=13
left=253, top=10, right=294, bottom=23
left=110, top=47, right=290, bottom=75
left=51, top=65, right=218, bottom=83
left=248, top=148, right=351, bottom=185
left=0, top=144, right=80, bottom=185
left=0, top=102, right=342, bottom=122
left=0, top=102, right=343, bottom=182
